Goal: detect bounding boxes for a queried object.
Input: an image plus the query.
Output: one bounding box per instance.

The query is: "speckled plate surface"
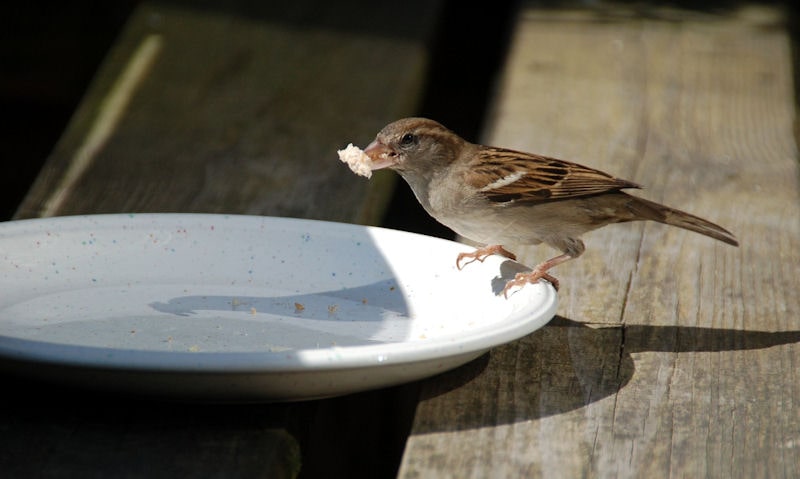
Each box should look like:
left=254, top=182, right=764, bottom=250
left=0, top=214, right=557, bottom=401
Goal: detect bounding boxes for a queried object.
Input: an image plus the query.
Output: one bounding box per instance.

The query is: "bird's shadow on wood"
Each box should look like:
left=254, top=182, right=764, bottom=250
left=413, top=315, right=800, bottom=434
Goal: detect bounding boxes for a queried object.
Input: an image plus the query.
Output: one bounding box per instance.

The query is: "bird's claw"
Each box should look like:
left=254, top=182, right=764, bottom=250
left=502, top=270, right=560, bottom=298
left=456, top=245, right=517, bottom=270
left=455, top=252, right=483, bottom=270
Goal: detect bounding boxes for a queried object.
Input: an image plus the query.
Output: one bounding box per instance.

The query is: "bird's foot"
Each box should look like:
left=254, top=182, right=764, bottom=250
left=502, top=269, right=560, bottom=298
left=456, top=245, right=517, bottom=270
left=500, top=252, right=576, bottom=297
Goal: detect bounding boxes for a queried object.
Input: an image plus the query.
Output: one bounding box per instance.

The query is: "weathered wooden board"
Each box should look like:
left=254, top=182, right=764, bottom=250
left=2, top=1, right=443, bottom=478
left=15, top=1, right=442, bottom=223
left=399, top=4, right=800, bottom=478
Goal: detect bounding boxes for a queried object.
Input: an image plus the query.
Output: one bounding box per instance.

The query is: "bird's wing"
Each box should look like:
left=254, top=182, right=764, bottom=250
left=465, top=147, right=640, bottom=203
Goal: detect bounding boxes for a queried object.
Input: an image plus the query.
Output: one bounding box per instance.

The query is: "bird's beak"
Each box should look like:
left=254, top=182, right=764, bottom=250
left=364, top=140, right=395, bottom=170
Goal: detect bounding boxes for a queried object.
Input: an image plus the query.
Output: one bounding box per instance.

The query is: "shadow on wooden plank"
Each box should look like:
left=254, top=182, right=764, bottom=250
left=414, top=316, right=800, bottom=433
left=160, top=0, right=441, bottom=40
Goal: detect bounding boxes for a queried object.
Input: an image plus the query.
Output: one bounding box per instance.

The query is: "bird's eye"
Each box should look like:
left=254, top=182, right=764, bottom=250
left=399, top=133, right=416, bottom=147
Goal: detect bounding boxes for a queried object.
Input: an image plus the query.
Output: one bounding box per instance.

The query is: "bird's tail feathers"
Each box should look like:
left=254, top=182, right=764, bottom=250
left=629, top=196, right=739, bottom=246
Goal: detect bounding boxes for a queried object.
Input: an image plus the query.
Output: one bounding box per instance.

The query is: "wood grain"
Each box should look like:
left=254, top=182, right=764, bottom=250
left=399, top=4, right=800, bottom=478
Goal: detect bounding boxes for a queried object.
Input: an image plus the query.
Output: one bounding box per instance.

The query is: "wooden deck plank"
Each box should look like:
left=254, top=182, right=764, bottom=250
left=398, top=4, right=800, bottom=478
left=15, top=1, right=441, bottom=223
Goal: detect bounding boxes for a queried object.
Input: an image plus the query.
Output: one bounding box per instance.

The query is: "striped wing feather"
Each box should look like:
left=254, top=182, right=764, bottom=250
left=466, top=147, right=640, bottom=203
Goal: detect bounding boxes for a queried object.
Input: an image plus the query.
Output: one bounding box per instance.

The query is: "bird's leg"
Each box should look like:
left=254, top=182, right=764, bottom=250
left=456, top=245, right=517, bottom=270
left=502, top=253, right=575, bottom=297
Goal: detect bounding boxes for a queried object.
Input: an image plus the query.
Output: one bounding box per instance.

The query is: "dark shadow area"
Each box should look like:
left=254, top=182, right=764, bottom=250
left=0, top=372, right=417, bottom=479
left=1, top=3, right=138, bottom=221
left=787, top=0, right=800, bottom=152
left=158, top=0, right=444, bottom=41
left=413, top=316, right=800, bottom=433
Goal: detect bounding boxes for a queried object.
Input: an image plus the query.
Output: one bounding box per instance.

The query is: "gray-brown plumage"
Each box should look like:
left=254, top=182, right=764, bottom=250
left=363, top=117, right=738, bottom=296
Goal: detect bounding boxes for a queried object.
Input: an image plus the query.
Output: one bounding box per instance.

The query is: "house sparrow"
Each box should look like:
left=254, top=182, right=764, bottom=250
left=362, top=117, right=739, bottom=297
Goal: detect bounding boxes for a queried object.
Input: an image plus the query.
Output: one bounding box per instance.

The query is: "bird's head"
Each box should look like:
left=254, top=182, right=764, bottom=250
left=364, top=118, right=465, bottom=179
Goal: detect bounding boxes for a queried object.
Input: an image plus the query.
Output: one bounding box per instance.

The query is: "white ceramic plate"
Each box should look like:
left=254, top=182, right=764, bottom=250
left=0, top=214, right=557, bottom=401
